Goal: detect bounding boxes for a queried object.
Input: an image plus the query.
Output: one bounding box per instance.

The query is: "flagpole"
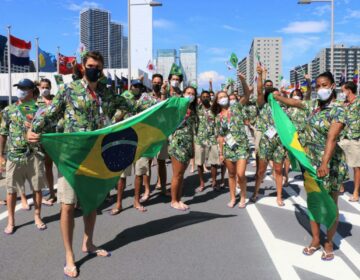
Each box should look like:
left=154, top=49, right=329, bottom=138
left=35, top=37, right=39, bottom=81
left=358, top=63, right=360, bottom=95
left=7, top=25, right=12, bottom=105
left=107, top=13, right=111, bottom=69
left=57, top=46, right=60, bottom=74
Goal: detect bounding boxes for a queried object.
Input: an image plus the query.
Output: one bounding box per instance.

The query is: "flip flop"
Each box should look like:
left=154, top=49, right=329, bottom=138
left=321, top=250, right=334, bottom=261
left=227, top=201, right=236, bottom=208
left=35, top=223, right=47, bottom=231
left=277, top=201, right=285, bottom=207
left=170, top=203, right=187, bottom=211
left=134, top=205, right=147, bottom=212
left=195, top=186, right=205, bottom=193
left=139, top=194, right=150, bottom=203
left=64, top=264, right=78, bottom=278
left=250, top=196, right=258, bottom=203
left=21, top=205, right=31, bottom=211
left=83, top=248, right=111, bottom=257
left=109, top=208, right=122, bottom=216
left=0, top=200, right=6, bottom=206
left=303, top=246, right=320, bottom=256
left=238, top=202, right=246, bottom=209
left=42, top=197, right=56, bottom=206
left=349, top=197, right=359, bottom=202
left=4, top=225, right=15, bottom=235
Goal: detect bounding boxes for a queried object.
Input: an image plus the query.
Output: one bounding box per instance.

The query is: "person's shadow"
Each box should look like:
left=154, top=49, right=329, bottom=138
left=75, top=211, right=235, bottom=270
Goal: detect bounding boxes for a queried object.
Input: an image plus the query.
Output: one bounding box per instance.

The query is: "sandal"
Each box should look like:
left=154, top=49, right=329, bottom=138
left=83, top=248, right=111, bottom=257
left=170, top=203, right=187, bottom=211
left=195, top=186, right=205, bottom=193
left=42, top=197, right=57, bottom=206
left=139, top=194, right=150, bottom=203
left=277, top=200, right=285, bottom=207
left=349, top=197, right=359, bottom=202
left=64, top=265, right=78, bottom=278
left=238, top=201, right=246, bottom=209
left=321, top=250, right=334, bottom=261
left=109, top=208, right=122, bottom=216
left=227, top=201, right=236, bottom=208
left=35, top=222, right=47, bottom=231
left=4, top=225, right=15, bottom=235
left=0, top=200, right=6, bottom=206
left=303, top=246, right=320, bottom=256
left=250, top=196, right=258, bottom=203
left=134, top=205, right=147, bottom=212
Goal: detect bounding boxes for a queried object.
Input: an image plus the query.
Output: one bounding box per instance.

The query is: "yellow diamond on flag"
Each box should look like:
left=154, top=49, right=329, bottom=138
left=303, top=171, right=321, bottom=193
left=290, top=132, right=305, bottom=152
left=39, top=53, right=46, bottom=68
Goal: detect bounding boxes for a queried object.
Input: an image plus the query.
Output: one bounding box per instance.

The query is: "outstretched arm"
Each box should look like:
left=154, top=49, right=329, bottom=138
left=273, top=94, right=305, bottom=109
left=304, top=74, right=312, bottom=101
left=239, top=73, right=250, bottom=105
left=256, top=64, right=265, bottom=106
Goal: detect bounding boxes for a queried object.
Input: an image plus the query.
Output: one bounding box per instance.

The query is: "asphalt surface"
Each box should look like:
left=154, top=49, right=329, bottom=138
left=0, top=153, right=359, bottom=280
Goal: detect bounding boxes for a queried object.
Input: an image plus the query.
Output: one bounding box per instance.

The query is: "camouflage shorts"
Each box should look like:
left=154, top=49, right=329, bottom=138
left=168, top=135, right=194, bottom=164
left=258, top=134, right=286, bottom=164
left=224, top=142, right=250, bottom=162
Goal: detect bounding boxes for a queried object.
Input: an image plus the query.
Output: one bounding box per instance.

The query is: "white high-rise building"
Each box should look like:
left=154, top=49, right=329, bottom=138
left=156, top=49, right=176, bottom=79
left=179, top=45, right=198, bottom=87
left=130, top=0, right=153, bottom=78
left=249, top=37, right=282, bottom=88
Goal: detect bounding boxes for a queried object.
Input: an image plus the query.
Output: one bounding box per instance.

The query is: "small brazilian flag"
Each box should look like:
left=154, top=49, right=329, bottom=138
left=18, top=100, right=38, bottom=121
left=40, top=97, right=189, bottom=214
left=229, top=53, right=238, bottom=68
left=169, top=63, right=182, bottom=76
left=268, top=94, right=337, bottom=229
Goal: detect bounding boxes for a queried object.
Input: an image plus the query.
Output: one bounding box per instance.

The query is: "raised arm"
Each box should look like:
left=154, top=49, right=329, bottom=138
left=239, top=73, right=250, bottom=105
left=273, top=93, right=305, bottom=109
left=256, top=64, right=265, bottom=106
left=304, top=74, right=312, bottom=101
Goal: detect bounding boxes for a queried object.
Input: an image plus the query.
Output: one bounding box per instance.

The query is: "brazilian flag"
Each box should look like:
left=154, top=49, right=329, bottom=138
left=268, top=94, right=337, bottom=229
left=40, top=97, right=189, bottom=214
left=229, top=53, right=238, bottom=68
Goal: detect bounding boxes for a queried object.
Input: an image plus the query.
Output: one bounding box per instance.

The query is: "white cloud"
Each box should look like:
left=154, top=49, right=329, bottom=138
left=312, top=6, right=331, bottom=16
left=206, top=47, right=228, bottom=55
left=222, top=25, right=242, bottom=32
left=280, top=21, right=328, bottom=34
left=198, top=71, right=225, bottom=88
left=153, top=19, right=175, bottom=29
left=67, top=1, right=100, bottom=11
left=282, top=36, right=320, bottom=63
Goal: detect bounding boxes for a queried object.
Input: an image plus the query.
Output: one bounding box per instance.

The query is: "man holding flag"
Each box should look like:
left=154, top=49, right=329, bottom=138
left=27, top=51, right=133, bottom=278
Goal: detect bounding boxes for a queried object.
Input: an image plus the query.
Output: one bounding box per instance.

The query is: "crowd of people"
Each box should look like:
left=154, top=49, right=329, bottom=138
left=0, top=50, right=359, bottom=278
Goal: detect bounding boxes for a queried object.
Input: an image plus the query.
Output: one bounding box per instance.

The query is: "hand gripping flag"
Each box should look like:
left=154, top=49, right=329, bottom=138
left=268, top=94, right=337, bottom=229
left=40, top=97, right=189, bottom=214
left=229, top=53, right=238, bottom=68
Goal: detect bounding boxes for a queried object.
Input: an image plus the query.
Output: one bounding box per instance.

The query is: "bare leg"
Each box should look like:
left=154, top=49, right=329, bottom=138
left=224, top=160, right=236, bottom=207
left=323, top=192, right=339, bottom=258
left=157, top=159, right=169, bottom=195
left=20, top=191, right=29, bottom=209
left=211, top=165, right=218, bottom=188
left=33, top=191, right=45, bottom=226
left=273, top=162, right=284, bottom=206
left=197, top=165, right=205, bottom=191
left=253, top=159, right=267, bottom=201
left=61, top=203, right=76, bottom=269
left=134, top=175, right=146, bottom=211
left=45, top=155, right=55, bottom=199
left=283, top=158, right=290, bottom=186
left=351, top=167, right=360, bottom=201
left=5, top=193, right=17, bottom=233
left=237, top=160, right=248, bottom=207
left=220, top=164, right=226, bottom=187
left=170, top=157, right=188, bottom=210
left=112, top=178, right=125, bottom=214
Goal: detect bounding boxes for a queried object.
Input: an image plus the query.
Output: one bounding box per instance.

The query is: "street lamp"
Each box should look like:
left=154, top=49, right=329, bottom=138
left=128, top=0, right=162, bottom=83
left=298, top=0, right=334, bottom=74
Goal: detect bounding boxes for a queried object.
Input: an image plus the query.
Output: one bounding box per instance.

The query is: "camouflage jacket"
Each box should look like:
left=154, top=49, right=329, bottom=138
left=194, top=104, right=217, bottom=146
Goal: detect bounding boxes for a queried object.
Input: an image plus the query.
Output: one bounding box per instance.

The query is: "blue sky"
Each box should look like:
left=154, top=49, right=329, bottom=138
left=1, top=0, right=360, bottom=89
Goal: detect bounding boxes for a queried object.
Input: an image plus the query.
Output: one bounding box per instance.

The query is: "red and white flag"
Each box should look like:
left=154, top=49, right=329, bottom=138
left=9, top=35, right=31, bottom=66
left=146, top=60, right=155, bottom=72
left=58, top=53, right=76, bottom=75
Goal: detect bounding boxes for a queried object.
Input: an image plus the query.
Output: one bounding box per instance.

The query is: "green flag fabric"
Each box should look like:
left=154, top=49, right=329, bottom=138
left=229, top=53, right=238, bottom=68
left=40, top=97, right=189, bottom=214
left=268, top=94, right=337, bottom=229
left=169, top=63, right=182, bottom=76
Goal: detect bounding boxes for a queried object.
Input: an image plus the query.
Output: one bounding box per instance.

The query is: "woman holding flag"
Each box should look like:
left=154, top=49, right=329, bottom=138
left=273, top=71, right=348, bottom=261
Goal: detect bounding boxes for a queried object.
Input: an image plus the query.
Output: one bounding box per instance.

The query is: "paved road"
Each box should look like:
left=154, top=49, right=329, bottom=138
left=0, top=156, right=359, bottom=280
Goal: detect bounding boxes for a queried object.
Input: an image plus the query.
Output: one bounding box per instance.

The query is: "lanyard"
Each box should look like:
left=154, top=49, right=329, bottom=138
left=220, top=109, right=232, bottom=125
left=87, top=87, right=100, bottom=106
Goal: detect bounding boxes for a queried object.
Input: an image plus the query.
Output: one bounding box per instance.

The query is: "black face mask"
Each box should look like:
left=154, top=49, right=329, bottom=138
left=153, top=84, right=161, bottom=93
left=202, top=99, right=210, bottom=106
left=85, top=67, right=101, bottom=82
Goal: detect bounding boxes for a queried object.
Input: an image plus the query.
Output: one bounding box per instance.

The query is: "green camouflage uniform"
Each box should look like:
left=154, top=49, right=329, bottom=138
left=32, top=79, right=133, bottom=134
left=256, top=102, right=286, bottom=164
left=0, top=102, right=44, bottom=164
left=244, top=97, right=258, bottom=126
left=194, top=104, right=217, bottom=146
left=344, top=96, right=360, bottom=140
left=168, top=108, right=197, bottom=164
left=215, top=103, right=249, bottom=161
left=303, top=100, right=348, bottom=192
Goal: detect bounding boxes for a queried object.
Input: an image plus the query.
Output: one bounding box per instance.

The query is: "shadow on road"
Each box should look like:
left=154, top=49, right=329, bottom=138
left=75, top=211, right=236, bottom=269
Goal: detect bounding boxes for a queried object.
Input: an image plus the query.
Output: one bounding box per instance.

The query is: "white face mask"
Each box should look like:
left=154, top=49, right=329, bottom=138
left=317, top=87, right=332, bottom=101
left=218, top=97, right=229, bottom=107
left=229, top=100, right=237, bottom=106
left=293, top=96, right=301, bottom=100
left=210, top=96, right=215, bottom=101
left=40, top=89, right=50, bottom=97
left=16, top=89, right=28, bottom=100
left=337, top=92, right=347, bottom=102
left=170, top=80, right=179, bottom=88
left=184, top=95, right=195, bottom=103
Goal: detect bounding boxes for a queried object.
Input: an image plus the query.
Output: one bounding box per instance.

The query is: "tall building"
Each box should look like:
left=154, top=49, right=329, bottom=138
left=80, top=8, right=111, bottom=68
left=110, top=22, right=123, bottom=68
left=248, top=37, right=282, bottom=88
left=290, top=45, right=360, bottom=86
left=290, top=64, right=310, bottom=85
left=237, top=56, right=250, bottom=95
left=130, top=0, right=153, bottom=77
left=156, top=49, right=177, bottom=79
left=121, top=36, right=128, bottom=69
left=179, top=45, right=198, bottom=87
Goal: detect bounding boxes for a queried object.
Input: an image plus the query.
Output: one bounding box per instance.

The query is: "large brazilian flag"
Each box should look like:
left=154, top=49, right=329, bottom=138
left=268, top=94, right=337, bottom=229
left=40, top=97, right=189, bottom=215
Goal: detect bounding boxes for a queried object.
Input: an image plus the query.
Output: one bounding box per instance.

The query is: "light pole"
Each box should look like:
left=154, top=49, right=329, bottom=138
left=298, top=0, right=334, bottom=74
left=128, top=0, right=162, bottom=83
